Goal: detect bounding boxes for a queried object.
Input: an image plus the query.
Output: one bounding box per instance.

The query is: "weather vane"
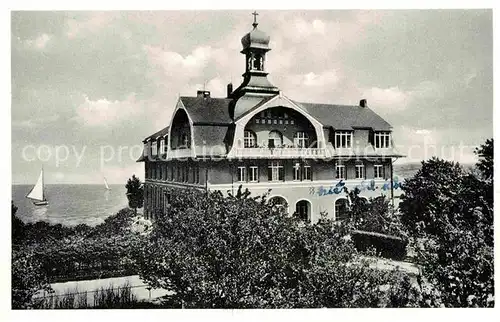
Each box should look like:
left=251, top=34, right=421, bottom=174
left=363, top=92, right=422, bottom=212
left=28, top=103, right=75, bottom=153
left=252, top=11, right=259, bottom=28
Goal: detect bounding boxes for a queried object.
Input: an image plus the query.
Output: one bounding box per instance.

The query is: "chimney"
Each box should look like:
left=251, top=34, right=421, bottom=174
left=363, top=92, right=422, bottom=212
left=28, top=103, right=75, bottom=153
left=197, top=90, right=210, bottom=98
left=227, top=83, right=233, bottom=98
left=359, top=99, right=367, bottom=107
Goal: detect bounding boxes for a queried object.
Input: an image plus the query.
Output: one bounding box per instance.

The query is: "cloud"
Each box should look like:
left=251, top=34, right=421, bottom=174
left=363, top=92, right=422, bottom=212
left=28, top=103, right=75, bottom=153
left=144, top=45, right=213, bottom=80
left=362, top=81, right=441, bottom=111
left=75, top=93, right=143, bottom=127
left=12, top=114, right=60, bottom=129
left=362, top=86, right=411, bottom=110
left=66, top=12, right=117, bottom=39
left=10, top=11, right=492, bottom=184
left=23, top=33, right=52, bottom=49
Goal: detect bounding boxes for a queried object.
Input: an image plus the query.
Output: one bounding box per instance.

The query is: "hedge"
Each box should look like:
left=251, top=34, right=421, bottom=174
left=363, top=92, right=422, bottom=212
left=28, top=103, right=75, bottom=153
left=351, top=230, right=408, bottom=260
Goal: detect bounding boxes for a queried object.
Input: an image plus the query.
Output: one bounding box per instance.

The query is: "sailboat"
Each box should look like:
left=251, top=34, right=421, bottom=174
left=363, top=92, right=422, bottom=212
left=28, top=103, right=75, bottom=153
left=104, top=177, right=111, bottom=190
left=26, top=168, right=48, bottom=206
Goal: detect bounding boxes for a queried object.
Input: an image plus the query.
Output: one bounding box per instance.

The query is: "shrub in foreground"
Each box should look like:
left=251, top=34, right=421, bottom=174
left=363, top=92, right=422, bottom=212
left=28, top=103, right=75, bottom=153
left=137, top=187, right=412, bottom=308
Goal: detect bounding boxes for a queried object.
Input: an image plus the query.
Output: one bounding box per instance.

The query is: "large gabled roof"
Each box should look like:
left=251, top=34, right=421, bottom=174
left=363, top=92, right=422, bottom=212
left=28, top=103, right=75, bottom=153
left=179, top=96, right=233, bottom=124
left=295, top=101, right=392, bottom=131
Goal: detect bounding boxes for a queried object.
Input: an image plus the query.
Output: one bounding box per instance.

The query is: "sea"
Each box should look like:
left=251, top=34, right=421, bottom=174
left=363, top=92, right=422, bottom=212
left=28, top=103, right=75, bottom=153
left=12, top=184, right=130, bottom=227
left=11, top=163, right=423, bottom=227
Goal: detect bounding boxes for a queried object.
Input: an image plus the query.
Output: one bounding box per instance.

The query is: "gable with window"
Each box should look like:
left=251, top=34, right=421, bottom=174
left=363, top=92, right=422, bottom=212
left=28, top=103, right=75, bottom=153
left=335, top=131, right=352, bottom=148
left=268, top=130, right=283, bottom=148
left=293, top=131, right=309, bottom=148
left=244, top=130, right=257, bottom=148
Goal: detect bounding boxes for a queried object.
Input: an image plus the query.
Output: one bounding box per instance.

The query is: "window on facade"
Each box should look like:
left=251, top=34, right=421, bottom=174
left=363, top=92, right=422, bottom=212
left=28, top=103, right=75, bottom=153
left=268, top=131, right=283, bottom=148
left=374, top=132, right=391, bottom=148
left=335, top=199, right=350, bottom=221
left=249, top=166, right=259, bottom=182
left=268, top=161, right=284, bottom=181
left=160, top=163, right=165, bottom=180
left=177, top=165, right=181, bottom=181
left=184, top=165, right=189, bottom=182
left=294, top=132, right=309, bottom=148
left=159, top=139, right=165, bottom=154
left=303, top=165, right=312, bottom=181
left=335, top=131, right=352, bottom=148
left=237, top=166, right=246, bottom=182
left=293, top=162, right=301, bottom=181
left=194, top=164, right=200, bottom=183
left=374, top=164, right=385, bottom=179
left=151, top=141, right=158, bottom=155
left=244, top=130, right=256, bottom=148
left=151, top=163, right=155, bottom=179
left=336, top=164, right=346, bottom=180
left=355, top=164, right=365, bottom=179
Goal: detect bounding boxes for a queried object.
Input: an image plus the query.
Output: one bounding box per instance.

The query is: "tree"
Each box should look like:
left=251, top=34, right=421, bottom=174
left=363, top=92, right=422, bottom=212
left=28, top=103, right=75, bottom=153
left=475, top=138, right=493, bottom=181
left=399, top=149, right=494, bottom=307
left=137, top=187, right=411, bottom=308
left=12, top=201, right=25, bottom=245
left=125, top=175, right=144, bottom=215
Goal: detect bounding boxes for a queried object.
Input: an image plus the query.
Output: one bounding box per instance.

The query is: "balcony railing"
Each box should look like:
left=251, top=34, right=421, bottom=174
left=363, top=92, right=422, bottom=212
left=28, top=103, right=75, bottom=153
left=232, top=147, right=329, bottom=159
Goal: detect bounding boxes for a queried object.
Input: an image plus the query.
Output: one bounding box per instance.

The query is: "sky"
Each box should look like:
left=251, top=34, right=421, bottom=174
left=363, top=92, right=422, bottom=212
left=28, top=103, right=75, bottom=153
left=10, top=10, right=493, bottom=184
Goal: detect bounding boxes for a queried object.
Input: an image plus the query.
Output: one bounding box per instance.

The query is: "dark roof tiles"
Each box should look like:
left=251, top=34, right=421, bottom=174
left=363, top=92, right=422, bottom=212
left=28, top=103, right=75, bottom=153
left=180, top=96, right=232, bottom=124
left=296, top=101, right=392, bottom=131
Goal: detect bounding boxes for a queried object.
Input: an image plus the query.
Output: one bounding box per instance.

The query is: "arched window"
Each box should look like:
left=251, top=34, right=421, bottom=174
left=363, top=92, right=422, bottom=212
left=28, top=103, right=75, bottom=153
left=294, top=132, right=309, bottom=148
left=268, top=130, right=283, bottom=148
left=335, top=198, right=350, bottom=221
left=269, top=196, right=288, bottom=213
left=295, top=200, right=311, bottom=221
left=244, top=130, right=257, bottom=148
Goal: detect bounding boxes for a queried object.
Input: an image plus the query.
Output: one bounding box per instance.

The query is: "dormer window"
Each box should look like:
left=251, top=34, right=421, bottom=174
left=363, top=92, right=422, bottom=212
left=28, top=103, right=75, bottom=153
left=374, top=132, right=391, bottom=148
left=335, top=131, right=352, bottom=148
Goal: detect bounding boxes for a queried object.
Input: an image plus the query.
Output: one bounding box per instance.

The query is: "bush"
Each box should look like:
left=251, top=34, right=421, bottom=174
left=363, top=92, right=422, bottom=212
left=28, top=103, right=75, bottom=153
left=351, top=230, right=408, bottom=260
left=137, top=186, right=413, bottom=308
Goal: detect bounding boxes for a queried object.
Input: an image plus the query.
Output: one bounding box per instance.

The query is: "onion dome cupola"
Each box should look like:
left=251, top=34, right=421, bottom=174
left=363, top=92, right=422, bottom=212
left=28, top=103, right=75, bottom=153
left=230, top=11, right=279, bottom=104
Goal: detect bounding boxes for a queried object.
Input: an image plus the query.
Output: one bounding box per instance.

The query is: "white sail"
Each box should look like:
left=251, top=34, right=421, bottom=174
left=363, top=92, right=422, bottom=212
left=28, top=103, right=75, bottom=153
left=104, top=177, right=111, bottom=190
left=27, top=169, right=45, bottom=201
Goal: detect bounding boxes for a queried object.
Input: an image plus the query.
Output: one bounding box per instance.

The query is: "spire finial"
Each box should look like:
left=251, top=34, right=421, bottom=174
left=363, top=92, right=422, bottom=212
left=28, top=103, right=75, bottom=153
left=252, top=11, right=259, bottom=28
